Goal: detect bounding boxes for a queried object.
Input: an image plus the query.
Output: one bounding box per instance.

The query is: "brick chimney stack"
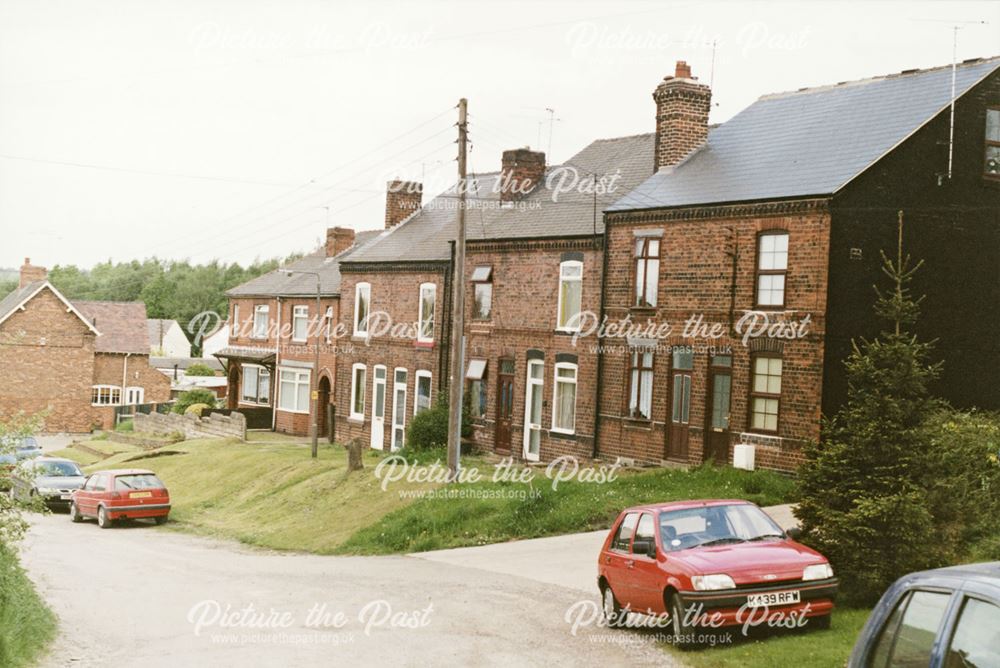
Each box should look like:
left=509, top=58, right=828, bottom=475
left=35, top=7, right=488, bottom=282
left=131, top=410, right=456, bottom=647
left=384, top=180, right=423, bottom=229
left=499, top=148, right=546, bottom=203
left=19, top=257, right=47, bottom=288
left=653, top=60, right=711, bottom=171
left=325, top=227, right=356, bottom=257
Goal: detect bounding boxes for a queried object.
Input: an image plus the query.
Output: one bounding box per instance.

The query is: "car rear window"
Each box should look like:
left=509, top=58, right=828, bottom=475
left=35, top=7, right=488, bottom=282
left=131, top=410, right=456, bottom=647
left=114, top=474, right=165, bottom=490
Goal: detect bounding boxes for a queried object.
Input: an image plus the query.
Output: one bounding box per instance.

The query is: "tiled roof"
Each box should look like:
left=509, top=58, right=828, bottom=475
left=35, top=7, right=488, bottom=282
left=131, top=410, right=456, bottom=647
left=610, top=57, right=1000, bottom=211
left=343, top=133, right=656, bottom=263
left=226, top=229, right=382, bottom=297
left=75, top=301, right=151, bottom=354
left=0, top=281, right=42, bottom=322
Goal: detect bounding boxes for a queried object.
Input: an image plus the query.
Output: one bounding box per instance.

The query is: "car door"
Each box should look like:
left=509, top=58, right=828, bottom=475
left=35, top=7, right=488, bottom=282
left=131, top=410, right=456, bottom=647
left=941, top=593, right=1000, bottom=667
left=601, top=512, right=639, bottom=609
left=76, top=475, right=98, bottom=515
left=628, top=512, right=664, bottom=613
left=864, top=588, right=955, bottom=667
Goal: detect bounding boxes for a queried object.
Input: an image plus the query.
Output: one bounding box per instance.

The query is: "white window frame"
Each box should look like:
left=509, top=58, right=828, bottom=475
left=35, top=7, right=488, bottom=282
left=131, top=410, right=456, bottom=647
left=252, top=305, right=270, bottom=339
left=231, top=304, right=240, bottom=337
left=324, top=306, right=334, bottom=343
left=91, top=385, right=122, bottom=406
left=391, top=367, right=408, bottom=451
left=240, top=364, right=270, bottom=405
left=350, top=363, right=367, bottom=421
left=125, top=387, right=144, bottom=405
left=417, top=282, right=436, bottom=344
left=414, top=370, right=432, bottom=416
left=278, top=368, right=311, bottom=414
left=556, top=260, right=583, bottom=332
left=354, top=282, right=371, bottom=337
left=551, top=362, right=578, bottom=435
left=522, top=359, right=545, bottom=462
left=291, top=305, right=309, bottom=342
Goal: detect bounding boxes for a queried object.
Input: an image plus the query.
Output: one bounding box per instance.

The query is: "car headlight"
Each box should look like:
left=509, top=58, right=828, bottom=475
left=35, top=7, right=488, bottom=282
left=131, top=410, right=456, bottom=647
left=691, top=574, right=737, bottom=591
left=803, top=563, right=834, bottom=581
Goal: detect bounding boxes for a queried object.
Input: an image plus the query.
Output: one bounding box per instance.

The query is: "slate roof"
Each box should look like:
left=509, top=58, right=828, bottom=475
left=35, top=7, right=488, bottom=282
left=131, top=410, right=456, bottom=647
left=226, top=230, right=382, bottom=297
left=344, top=133, right=656, bottom=263
left=610, top=57, right=1000, bottom=212
left=0, top=281, right=42, bottom=323
left=75, top=301, right=151, bottom=354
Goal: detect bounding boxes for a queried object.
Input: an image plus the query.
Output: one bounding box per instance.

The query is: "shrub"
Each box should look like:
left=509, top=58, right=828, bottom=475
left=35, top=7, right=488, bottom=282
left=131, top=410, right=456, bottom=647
left=184, top=403, right=211, bottom=417
left=185, top=363, right=216, bottom=377
left=173, top=389, right=217, bottom=414
left=405, top=397, right=471, bottom=451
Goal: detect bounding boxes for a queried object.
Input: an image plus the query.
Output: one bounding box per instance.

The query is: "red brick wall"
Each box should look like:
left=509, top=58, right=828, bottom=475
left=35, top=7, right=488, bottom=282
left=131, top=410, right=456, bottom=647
left=0, top=287, right=97, bottom=432
left=90, top=353, right=171, bottom=429
left=598, top=201, right=831, bottom=472
left=335, top=267, right=448, bottom=449
left=274, top=297, right=339, bottom=436
left=463, top=238, right=602, bottom=461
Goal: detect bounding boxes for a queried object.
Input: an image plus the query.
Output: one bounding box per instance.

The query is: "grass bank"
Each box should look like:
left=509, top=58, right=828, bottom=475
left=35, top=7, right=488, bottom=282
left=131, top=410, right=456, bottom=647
left=0, top=545, right=57, bottom=667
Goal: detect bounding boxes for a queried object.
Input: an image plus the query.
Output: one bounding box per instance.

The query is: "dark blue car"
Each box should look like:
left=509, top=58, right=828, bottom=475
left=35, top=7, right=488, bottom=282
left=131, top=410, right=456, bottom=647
left=848, top=562, right=1000, bottom=667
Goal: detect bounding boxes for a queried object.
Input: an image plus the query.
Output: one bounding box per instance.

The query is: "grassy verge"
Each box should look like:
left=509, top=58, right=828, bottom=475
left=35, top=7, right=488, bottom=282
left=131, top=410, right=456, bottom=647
left=676, top=608, right=871, bottom=668
left=0, top=545, right=57, bottom=667
left=336, top=462, right=795, bottom=554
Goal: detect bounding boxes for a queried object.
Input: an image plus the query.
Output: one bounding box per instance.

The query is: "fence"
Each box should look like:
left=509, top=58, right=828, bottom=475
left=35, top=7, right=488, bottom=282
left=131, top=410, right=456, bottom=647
left=113, top=401, right=175, bottom=426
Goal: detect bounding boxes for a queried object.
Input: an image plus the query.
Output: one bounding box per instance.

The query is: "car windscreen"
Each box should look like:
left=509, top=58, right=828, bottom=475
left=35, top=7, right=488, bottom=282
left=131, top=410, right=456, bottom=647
left=36, top=461, right=83, bottom=477
left=114, top=474, right=165, bottom=490
left=659, top=504, right=785, bottom=552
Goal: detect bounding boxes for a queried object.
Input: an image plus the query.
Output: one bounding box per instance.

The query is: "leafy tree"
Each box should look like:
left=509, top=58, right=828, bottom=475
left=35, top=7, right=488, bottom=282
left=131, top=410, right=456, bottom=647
left=797, top=213, right=944, bottom=604
left=0, top=412, right=46, bottom=547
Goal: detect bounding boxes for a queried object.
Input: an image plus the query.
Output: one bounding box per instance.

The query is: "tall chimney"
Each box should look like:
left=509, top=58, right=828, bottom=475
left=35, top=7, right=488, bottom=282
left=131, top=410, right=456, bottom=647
left=325, top=226, right=356, bottom=257
left=384, top=180, right=423, bottom=229
left=653, top=60, right=711, bottom=171
left=19, top=257, right=47, bottom=288
left=499, top=148, right=546, bottom=203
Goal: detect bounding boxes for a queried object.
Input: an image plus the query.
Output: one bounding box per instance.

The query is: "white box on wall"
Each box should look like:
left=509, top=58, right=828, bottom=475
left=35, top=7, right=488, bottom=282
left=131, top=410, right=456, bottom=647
left=733, top=443, right=756, bottom=471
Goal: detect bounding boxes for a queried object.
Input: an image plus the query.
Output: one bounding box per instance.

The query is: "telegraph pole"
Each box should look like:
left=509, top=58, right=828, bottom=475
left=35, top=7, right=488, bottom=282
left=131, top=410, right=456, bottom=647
left=447, top=98, right=468, bottom=477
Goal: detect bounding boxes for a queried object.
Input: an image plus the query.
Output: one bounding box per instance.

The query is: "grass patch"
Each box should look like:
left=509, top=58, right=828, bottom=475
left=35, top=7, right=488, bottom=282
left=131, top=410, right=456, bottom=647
left=50, top=446, right=102, bottom=467
left=677, top=608, right=870, bottom=668
left=336, top=463, right=795, bottom=555
left=0, top=545, right=57, bottom=667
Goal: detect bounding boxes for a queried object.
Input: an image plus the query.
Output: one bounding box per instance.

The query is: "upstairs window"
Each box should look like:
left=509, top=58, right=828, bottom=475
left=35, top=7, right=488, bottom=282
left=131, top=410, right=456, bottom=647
left=324, top=306, right=334, bottom=343
left=354, top=283, right=371, bottom=336
left=292, top=305, right=309, bottom=342
left=556, top=261, right=583, bottom=331
left=252, top=305, right=269, bottom=339
left=231, top=305, right=240, bottom=337
left=418, top=283, right=436, bottom=343
left=471, top=266, right=493, bottom=320
left=634, top=237, right=660, bottom=308
left=756, top=232, right=788, bottom=308
left=986, top=108, right=1000, bottom=177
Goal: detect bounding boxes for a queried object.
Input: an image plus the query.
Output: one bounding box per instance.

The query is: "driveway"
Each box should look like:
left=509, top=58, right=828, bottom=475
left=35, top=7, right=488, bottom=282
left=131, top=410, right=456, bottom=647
left=21, top=514, right=679, bottom=667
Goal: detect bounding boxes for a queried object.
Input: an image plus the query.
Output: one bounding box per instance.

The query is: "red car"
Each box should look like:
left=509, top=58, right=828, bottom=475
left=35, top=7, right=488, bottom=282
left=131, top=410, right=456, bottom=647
left=598, top=499, right=837, bottom=643
left=70, top=469, right=171, bottom=529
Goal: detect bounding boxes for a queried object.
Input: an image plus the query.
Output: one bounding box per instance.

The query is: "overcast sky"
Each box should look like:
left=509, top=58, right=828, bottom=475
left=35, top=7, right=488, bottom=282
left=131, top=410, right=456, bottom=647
left=0, top=0, right=997, bottom=270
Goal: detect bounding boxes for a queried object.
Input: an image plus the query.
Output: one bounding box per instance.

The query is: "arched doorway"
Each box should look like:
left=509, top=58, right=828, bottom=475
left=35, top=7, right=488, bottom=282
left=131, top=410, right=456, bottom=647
left=227, top=366, right=240, bottom=409
left=317, top=375, right=331, bottom=439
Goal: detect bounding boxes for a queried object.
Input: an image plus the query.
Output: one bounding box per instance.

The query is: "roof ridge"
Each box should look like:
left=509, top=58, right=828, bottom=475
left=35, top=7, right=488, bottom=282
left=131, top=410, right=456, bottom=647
left=760, top=55, right=1000, bottom=100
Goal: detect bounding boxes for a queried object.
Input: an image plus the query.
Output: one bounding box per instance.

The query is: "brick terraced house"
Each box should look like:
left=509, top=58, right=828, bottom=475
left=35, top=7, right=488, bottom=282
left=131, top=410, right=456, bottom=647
left=0, top=259, right=171, bottom=432
left=599, top=58, right=1000, bottom=471
left=219, top=227, right=378, bottom=436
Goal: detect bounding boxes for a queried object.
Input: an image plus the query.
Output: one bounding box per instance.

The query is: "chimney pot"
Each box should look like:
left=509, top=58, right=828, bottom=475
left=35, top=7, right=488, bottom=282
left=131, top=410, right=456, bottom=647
left=674, top=60, right=692, bottom=79
left=384, top=180, right=423, bottom=229
left=19, top=257, right=47, bottom=289
left=499, top=148, right=546, bottom=203
left=325, top=226, right=356, bottom=257
left=653, top=59, right=711, bottom=172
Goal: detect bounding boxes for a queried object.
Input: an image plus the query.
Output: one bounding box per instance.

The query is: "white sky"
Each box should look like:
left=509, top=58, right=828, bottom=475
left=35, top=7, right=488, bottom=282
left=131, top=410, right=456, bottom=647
left=0, top=0, right=997, bottom=269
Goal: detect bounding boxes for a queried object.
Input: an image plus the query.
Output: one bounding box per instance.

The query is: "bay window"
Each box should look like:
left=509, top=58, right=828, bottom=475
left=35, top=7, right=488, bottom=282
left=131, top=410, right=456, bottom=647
left=91, top=385, right=121, bottom=406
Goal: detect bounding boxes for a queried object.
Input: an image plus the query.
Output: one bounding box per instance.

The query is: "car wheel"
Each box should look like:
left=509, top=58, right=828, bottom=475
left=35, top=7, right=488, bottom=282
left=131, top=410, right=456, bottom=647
left=670, top=593, right=697, bottom=648
left=69, top=502, right=83, bottom=523
left=810, top=614, right=831, bottom=630
left=97, top=506, right=112, bottom=529
left=154, top=515, right=168, bottom=526
left=602, top=584, right=627, bottom=628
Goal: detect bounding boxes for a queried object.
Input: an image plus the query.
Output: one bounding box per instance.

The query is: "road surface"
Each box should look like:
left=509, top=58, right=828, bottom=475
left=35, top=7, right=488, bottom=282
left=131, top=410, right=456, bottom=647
left=21, top=514, right=679, bottom=667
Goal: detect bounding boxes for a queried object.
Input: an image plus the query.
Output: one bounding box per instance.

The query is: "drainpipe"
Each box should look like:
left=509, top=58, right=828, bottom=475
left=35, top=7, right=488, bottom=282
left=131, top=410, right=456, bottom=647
left=120, top=352, right=132, bottom=426
left=592, top=228, right=608, bottom=459
left=272, top=297, right=282, bottom=432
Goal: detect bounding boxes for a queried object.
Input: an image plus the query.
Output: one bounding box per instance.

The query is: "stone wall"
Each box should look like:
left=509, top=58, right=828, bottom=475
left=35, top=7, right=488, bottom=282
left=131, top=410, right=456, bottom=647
left=134, top=410, right=246, bottom=441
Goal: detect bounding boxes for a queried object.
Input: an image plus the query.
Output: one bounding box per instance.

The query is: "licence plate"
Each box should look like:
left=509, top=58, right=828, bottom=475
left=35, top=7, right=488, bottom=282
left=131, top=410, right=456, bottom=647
left=60, top=494, right=72, bottom=500
left=130, top=492, right=152, bottom=499
left=747, top=590, right=800, bottom=607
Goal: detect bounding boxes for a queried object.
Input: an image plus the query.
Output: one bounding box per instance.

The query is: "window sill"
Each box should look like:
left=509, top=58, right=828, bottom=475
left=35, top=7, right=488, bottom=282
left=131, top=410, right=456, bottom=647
left=348, top=416, right=365, bottom=424
left=623, top=417, right=653, bottom=430
left=553, top=329, right=581, bottom=336
left=629, top=306, right=657, bottom=315
left=414, top=340, right=435, bottom=350
left=549, top=429, right=576, bottom=440
left=277, top=408, right=310, bottom=415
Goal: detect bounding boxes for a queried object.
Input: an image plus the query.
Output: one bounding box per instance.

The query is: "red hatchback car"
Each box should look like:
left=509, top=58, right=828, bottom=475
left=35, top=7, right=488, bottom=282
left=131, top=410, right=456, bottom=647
left=598, top=500, right=837, bottom=643
left=70, top=469, right=171, bottom=529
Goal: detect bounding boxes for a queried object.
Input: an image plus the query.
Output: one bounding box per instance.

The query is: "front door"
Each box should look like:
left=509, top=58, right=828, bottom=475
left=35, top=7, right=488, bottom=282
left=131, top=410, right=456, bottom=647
left=666, top=349, right=693, bottom=461
left=391, top=368, right=407, bottom=451
left=705, top=355, right=732, bottom=464
left=522, top=359, right=544, bottom=462
left=370, top=365, right=387, bottom=450
left=495, top=359, right=514, bottom=454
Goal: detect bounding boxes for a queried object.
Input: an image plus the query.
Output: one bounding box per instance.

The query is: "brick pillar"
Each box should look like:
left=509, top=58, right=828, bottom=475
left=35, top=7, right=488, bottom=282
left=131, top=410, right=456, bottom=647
left=499, top=148, right=546, bottom=203
left=19, top=257, right=47, bottom=288
left=384, top=180, right=423, bottom=229
left=653, top=60, right=712, bottom=171
left=325, top=227, right=356, bottom=257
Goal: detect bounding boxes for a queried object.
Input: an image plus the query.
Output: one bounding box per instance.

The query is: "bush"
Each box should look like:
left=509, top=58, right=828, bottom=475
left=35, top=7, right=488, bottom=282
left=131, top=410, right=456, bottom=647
left=184, top=403, right=211, bottom=417
left=173, top=389, right=217, bottom=414
left=405, top=397, right=472, bottom=451
left=0, top=544, right=56, bottom=667
left=185, top=363, right=216, bottom=377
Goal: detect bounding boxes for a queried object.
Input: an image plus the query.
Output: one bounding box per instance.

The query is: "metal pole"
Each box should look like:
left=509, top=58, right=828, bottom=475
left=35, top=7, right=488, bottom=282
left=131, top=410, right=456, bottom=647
left=447, top=98, right=468, bottom=477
